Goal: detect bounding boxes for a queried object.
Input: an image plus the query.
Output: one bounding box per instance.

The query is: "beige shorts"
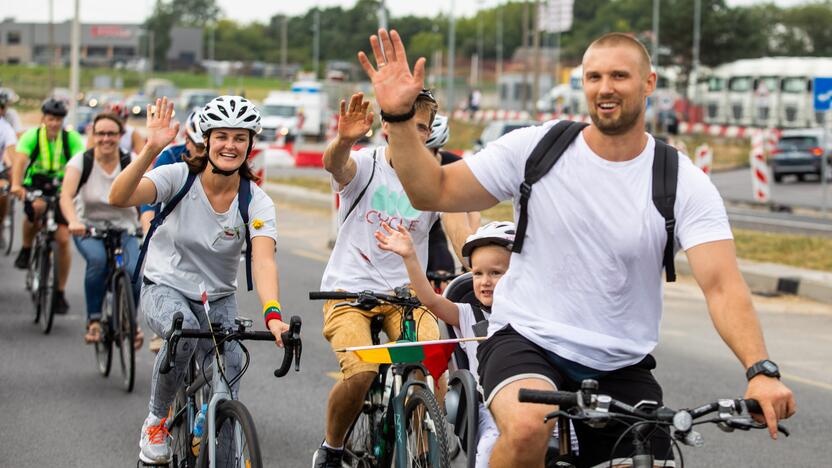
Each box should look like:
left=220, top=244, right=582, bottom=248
left=322, top=297, right=440, bottom=380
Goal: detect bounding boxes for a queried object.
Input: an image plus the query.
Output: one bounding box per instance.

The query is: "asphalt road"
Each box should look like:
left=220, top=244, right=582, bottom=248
left=1, top=202, right=830, bottom=467
left=712, top=167, right=832, bottom=212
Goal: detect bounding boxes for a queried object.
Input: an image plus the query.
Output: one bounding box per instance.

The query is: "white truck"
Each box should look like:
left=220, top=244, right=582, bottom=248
left=259, top=81, right=331, bottom=143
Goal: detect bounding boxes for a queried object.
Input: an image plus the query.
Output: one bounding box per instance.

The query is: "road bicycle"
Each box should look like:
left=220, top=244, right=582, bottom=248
left=140, top=312, right=302, bottom=468
left=24, top=186, right=61, bottom=334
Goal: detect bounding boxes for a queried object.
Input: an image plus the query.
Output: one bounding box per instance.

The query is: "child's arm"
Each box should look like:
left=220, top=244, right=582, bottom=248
left=375, top=222, right=460, bottom=326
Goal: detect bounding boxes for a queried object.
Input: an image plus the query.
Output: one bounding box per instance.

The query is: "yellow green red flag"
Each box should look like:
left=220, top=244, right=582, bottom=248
left=338, top=338, right=484, bottom=378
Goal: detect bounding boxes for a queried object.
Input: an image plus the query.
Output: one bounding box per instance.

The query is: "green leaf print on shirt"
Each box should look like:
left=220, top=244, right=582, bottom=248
left=371, top=185, right=421, bottom=219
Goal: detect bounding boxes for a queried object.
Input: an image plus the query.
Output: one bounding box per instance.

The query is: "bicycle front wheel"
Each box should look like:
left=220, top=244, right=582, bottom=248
left=114, top=272, right=136, bottom=392
left=170, top=388, right=197, bottom=468
left=38, top=240, right=58, bottom=334
left=197, top=400, right=262, bottom=468
left=404, top=386, right=451, bottom=468
left=94, top=290, right=113, bottom=377
left=344, top=389, right=390, bottom=468
left=28, top=243, right=41, bottom=321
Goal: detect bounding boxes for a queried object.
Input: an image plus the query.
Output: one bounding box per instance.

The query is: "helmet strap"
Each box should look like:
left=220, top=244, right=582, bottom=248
left=207, top=154, right=241, bottom=176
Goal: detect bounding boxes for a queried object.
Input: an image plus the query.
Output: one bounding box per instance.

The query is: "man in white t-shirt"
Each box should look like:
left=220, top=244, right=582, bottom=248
left=313, top=91, right=474, bottom=467
left=357, top=30, right=796, bottom=467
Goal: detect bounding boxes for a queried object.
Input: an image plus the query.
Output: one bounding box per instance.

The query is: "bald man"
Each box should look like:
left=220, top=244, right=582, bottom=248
left=359, top=30, right=796, bottom=467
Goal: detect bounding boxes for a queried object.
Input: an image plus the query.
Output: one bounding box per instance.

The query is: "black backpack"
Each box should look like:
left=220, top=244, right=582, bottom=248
left=513, top=120, right=679, bottom=282
left=77, top=148, right=132, bottom=191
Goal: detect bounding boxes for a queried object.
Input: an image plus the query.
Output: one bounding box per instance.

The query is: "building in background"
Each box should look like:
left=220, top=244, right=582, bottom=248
left=0, top=19, right=202, bottom=70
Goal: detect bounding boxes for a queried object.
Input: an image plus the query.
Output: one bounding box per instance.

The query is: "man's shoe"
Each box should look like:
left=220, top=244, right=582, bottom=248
left=14, top=247, right=31, bottom=269
left=312, top=445, right=344, bottom=468
left=139, top=414, right=171, bottom=465
left=53, top=291, right=69, bottom=315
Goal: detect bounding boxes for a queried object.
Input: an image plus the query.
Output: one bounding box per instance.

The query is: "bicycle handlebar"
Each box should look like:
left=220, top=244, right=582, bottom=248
left=309, top=289, right=420, bottom=307
left=159, top=312, right=303, bottom=378
left=518, top=385, right=790, bottom=440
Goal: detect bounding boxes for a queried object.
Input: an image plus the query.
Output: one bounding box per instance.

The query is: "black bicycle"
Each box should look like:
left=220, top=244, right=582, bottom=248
left=24, top=186, right=61, bottom=334
left=87, top=224, right=141, bottom=392
left=148, top=312, right=302, bottom=468
left=310, top=288, right=452, bottom=468
left=519, top=379, right=790, bottom=468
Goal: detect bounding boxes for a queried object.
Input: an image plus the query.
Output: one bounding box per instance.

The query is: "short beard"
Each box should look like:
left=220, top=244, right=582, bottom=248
left=589, top=104, right=643, bottom=136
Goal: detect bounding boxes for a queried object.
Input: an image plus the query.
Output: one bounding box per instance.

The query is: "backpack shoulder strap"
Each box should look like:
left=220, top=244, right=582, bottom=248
left=342, top=149, right=378, bottom=223
left=132, top=171, right=198, bottom=284
left=651, top=139, right=679, bottom=282
left=238, top=178, right=254, bottom=291
left=119, top=150, right=132, bottom=170
left=513, top=120, right=588, bottom=253
left=61, top=130, right=70, bottom=160
left=78, top=148, right=96, bottom=190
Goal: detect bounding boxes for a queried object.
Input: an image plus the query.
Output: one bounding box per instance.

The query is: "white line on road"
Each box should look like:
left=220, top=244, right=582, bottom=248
left=781, top=372, right=832, bottom=392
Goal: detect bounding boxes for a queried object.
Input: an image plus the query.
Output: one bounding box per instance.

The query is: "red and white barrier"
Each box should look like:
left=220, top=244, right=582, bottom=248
left=666, top=137, right=689, bottom=157
left=694, top=144, right=713, bottom=176
left=750, top=130, right=771, bottom=202
left=247, top=146, right=266, bottom=186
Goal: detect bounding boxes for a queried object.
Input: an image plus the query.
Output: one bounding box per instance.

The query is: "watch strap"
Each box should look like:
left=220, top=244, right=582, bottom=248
left=380, top=105, right=416, bottom=123
left=746, top=359, right=780, bottom=380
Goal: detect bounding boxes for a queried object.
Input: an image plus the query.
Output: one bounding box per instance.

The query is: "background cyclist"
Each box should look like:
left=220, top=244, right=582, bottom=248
left=60, top=111, right=143, bottom=346
left=109, top=96, right=289, bottom=466
left=0, top=91, right=17, bottom=250
left=358, top=29, right=796, bottom=467
left=10, top=98, right=84, bottom=315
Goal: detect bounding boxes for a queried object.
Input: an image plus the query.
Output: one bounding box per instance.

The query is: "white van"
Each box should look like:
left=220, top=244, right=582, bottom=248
left=260, top=81, right=330, bottom=141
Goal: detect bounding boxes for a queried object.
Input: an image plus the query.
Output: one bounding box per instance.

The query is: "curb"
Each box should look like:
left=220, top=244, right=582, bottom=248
left=263, top=182, right=832, bottom=305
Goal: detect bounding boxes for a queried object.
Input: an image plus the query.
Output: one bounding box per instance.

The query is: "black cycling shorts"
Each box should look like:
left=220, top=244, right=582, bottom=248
left=23, top=179, right=67, bottom=226
left=477, top=324, right=674, bottom=467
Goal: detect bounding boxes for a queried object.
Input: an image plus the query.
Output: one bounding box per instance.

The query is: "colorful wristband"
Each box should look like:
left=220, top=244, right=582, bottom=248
left=263, top=300, right=283, bottom=325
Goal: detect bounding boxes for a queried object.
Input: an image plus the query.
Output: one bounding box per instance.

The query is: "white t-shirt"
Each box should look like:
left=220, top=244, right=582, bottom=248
left=320, top=146, right=440, bottom=292
left=465, top=120, right=733, bottom=371
left=66, top=152, right=140, bottom=231
left=142, top=163, right=278, bottom=301
left=0, top=118, right=17, bottom=171
left=120, top=126, right=135, bottom=154
left=3, top=109, right=22, bottom=134
left=452, top=303, right=488, bottom=380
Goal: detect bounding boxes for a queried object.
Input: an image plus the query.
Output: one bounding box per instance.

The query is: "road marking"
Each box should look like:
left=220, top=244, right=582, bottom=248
left=660, top=329, right=687, bottom=337
left=292, top=249, right=330, bottom=263
left=326, top=371, right=341, bottom=381
left=781, top=372, right=832, bottom=392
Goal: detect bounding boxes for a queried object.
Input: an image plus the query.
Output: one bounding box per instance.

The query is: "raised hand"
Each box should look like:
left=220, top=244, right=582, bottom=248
left=374, top=221, right=415, bottom=258
left=145, top=97, right=180, bottom=151
left=357, top=29, right=425, bottom=115
left=338, top=93, right=374, bottom=143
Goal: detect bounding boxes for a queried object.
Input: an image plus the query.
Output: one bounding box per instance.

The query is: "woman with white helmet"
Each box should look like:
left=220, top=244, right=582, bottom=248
left=110, top=96, right=289, bottom=466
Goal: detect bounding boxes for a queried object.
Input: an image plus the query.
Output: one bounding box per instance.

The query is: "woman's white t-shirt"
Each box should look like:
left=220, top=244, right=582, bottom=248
left=321, top=146, right=440, bottom=292
left=142, top=163, right=278, bottom=301
left=465, top=120, right=733, bottom=371
left=66, top=152, right=140, bottom=232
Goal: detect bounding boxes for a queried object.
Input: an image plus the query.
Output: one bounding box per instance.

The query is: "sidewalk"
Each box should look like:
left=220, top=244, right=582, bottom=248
left=263, top=181, right=832, bottom=305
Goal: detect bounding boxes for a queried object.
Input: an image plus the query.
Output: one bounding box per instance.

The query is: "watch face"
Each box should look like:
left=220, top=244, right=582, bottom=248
left=763, top=361, right=778, bottom=373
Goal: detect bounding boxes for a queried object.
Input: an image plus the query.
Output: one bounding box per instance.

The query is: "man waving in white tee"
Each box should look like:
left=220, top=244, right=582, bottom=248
left=357, top=29, right=796, bottom=468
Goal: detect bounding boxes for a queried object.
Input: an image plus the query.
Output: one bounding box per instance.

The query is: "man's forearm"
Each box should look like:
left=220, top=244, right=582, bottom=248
left=386, top=122, right=442, bottom=208
left=706, top=280, right=769, bottom=369
left=323, top=136, right=354, bottom=184
left=11, top=151, right=26, bottom=187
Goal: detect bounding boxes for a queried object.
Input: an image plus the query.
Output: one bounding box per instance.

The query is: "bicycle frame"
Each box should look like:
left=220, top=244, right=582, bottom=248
left=389, top=365, right=436, bottom=468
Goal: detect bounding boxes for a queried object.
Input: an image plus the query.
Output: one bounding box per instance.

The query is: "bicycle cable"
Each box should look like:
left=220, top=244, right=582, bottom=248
left=606, top=419, right=676, bottom=468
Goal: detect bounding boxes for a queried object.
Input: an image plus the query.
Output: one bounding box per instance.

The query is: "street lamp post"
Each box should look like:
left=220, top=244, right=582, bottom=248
left=447, top=0, right=456, bottom=111
left=69, top=0, right=81, bottom=129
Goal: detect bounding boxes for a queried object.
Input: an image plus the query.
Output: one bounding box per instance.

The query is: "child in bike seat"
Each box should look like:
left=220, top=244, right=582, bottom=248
left=376, top=220, right=514, bottom=467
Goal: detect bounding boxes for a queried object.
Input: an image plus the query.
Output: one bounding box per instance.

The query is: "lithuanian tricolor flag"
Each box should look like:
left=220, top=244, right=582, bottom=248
left=338, top=338, right=484, bottom=378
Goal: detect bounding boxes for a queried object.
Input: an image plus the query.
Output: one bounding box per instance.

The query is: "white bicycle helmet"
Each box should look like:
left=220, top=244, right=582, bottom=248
left=199, top=95, right=262, bottom=134
left=426, top=114, right=449, bottom=149
left=462, top=221, right=516, bottom=261
left=185, top=109, right=204, bottom=144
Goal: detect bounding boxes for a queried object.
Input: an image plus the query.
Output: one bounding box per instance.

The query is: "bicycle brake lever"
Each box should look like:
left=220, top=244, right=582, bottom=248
left=160, top=312, right=184, bottom=374
left=274, top=316, right=302, bottom=377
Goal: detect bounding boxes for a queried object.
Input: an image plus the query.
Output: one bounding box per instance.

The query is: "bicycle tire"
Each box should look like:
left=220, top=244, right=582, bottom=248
left=39, top=240, right=58, bottom=334
left=94, top=290, right=113, bottom=377
left=114, top=271, right=136, bottom=392
left=4, top=197, right=14, bottom=256
left=403, top=386, right=451, bottom=468
left=170, top=388, right=197, bottom=468
left=28, top=242, right=40, bottom=321
left=196, top=400, right=263, bottom=468
left=343, top=378, right=391, bottom=468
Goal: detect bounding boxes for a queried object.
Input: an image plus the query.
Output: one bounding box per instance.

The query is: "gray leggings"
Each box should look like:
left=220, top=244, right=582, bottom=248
left=142, top=283, right=243, bottom=418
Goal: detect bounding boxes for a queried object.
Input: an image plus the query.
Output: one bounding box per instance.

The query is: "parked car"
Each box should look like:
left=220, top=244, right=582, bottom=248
left=473, top=120, right=538, bottom=152
left=71, top=106, right=96, bottom=134
left=125, top=94, right=151, bottom=118
left=771, top=128, right=832, bottom=183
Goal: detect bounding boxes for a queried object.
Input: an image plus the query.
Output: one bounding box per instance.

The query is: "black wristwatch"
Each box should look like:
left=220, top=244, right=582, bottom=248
left=746, top=359, right=780, bottom=381
left=380, top=105, right=416, bottom=123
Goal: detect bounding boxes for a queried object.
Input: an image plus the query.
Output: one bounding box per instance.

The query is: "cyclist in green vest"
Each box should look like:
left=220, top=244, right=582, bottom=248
left=10, top=98, right=85, bottom=315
